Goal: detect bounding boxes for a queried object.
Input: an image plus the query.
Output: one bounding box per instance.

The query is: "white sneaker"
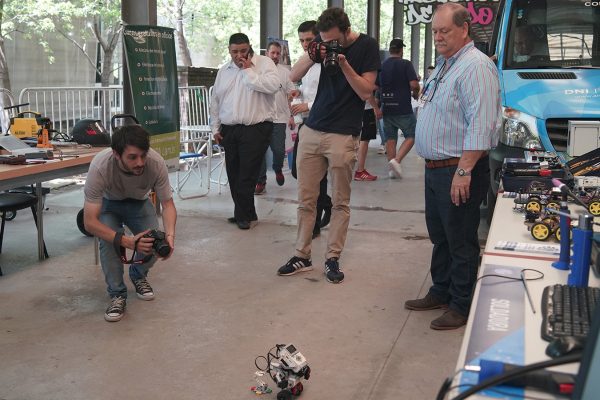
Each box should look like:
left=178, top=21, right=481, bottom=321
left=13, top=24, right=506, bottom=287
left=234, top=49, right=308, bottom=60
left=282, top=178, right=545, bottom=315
left=389, top=159, right=403, bottom=178
left=377, top=146, right=386, bottom=155
left=388, top=170, right=397, bottom=179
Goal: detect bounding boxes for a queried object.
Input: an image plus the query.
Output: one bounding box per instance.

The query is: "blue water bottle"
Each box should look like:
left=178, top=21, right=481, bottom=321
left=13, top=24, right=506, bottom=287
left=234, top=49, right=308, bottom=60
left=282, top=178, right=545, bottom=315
left=568, top=214, right=593, bottom=288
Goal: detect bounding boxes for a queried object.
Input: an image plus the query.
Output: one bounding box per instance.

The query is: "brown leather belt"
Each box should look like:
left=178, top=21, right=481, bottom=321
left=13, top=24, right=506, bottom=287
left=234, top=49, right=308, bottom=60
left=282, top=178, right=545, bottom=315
left=424, top=152, right=489, bottom=169
left=425, top=157, right=460, bottom=169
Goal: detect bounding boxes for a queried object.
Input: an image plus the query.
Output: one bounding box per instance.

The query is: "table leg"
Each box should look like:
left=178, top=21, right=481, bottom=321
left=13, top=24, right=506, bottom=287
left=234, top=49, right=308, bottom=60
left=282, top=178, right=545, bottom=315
left=35, top=182, right=46, bottom=260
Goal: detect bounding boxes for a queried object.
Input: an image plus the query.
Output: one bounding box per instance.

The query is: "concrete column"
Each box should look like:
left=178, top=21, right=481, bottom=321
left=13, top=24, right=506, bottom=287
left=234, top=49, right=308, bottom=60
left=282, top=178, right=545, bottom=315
left=328, top=0, right=344, bottom=8
left=410, top=24, right=420, bottom=75
left=367, top=0, right=380, bottom=45
left=393, top=0, right=404, bottom=40
left=122, top=0, right=157, bottom=116
left=424, top=23, right=433, bottom=75
left=260, top=0, right=282, bottom=53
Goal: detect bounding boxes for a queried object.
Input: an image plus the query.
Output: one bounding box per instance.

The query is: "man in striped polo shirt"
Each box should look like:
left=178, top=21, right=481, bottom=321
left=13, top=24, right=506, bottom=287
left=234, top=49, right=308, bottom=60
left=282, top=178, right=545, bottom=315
left=404, top=3, right=501, bottom=330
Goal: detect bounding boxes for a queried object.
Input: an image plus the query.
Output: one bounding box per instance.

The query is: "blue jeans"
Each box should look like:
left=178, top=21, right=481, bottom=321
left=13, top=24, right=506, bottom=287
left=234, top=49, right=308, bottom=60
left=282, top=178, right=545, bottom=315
left=99, top=198, right=159, bottom=298
left=383, top=113, right=417, bottom=141
left=424, top=157, right=489, bottom=316
left=258, top=123, right=286, bottom=184
left=377, top=119, right=386, bottom=145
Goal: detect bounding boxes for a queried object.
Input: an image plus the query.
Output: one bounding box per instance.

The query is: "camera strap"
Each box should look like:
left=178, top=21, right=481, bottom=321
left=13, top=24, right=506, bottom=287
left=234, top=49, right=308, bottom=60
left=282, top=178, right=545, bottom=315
left=307, top=41, right=324, bottom=63
left=113, top=230, right=153, bottom=265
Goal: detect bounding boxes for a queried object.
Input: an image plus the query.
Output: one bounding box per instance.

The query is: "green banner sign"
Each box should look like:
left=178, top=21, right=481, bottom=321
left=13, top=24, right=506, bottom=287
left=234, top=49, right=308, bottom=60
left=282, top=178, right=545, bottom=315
left=123, top=25, right=180, bottom=166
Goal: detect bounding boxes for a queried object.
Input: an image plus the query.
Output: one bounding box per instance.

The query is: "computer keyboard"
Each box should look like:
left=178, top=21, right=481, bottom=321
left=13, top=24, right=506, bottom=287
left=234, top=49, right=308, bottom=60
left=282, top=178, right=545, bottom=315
left=541, top=284, right=600, bottom=341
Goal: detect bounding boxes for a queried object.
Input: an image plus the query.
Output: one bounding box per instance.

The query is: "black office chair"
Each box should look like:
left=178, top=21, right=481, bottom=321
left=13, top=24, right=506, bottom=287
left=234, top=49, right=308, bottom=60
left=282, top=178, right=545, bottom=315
left=0, top=192, right=49, bottom=276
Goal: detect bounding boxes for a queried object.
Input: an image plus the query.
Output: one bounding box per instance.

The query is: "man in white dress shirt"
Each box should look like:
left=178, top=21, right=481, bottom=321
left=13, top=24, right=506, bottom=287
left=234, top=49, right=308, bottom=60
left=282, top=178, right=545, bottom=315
left=255, top=41, right=295, bottom=195
left=210, top=33, right=279, bottom=230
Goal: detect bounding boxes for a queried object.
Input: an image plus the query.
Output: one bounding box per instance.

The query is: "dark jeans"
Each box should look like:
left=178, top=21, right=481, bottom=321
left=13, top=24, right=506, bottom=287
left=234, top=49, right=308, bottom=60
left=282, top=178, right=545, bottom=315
left=424, top=156, right=490, bottom=316
left=258, top=122, right=286, bottom=184
left=221, top=122, right=272, bottom=222
left=291, top=126, right=332, bottom=227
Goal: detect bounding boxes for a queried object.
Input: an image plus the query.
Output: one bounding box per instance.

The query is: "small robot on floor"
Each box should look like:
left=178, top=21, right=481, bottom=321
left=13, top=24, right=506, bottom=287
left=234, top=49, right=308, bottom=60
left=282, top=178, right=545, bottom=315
left=253, top=343, right=311, bottom=399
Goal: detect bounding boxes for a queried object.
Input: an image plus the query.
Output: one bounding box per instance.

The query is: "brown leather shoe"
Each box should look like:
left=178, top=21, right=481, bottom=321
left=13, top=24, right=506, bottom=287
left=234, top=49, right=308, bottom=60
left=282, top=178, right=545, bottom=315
left=430, top=309, right=467, bottom=330
left=404, top=293, right=448, bottom=311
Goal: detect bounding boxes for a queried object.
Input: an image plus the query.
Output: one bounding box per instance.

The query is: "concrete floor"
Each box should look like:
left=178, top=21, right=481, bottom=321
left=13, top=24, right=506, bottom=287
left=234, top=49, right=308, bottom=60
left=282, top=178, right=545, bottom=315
left=0, top=142, right=488, bottom=400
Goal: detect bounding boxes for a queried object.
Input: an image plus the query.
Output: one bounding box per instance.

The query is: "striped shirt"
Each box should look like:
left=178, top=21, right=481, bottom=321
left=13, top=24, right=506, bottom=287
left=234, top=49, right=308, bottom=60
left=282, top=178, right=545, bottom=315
left=415, top=41, right=501, bottom=161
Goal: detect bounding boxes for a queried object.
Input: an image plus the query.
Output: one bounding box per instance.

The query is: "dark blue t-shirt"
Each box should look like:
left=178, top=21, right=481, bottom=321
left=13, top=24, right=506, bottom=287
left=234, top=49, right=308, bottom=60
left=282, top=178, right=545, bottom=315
left=378, top=57, right=417, bottom=116
left=305, top=34, right=381, bottom=136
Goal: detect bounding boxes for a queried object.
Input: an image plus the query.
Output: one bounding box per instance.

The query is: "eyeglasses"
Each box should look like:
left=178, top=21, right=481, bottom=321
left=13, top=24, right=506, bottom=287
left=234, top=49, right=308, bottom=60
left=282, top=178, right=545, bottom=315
left=419, top=61, right=447, bottom=103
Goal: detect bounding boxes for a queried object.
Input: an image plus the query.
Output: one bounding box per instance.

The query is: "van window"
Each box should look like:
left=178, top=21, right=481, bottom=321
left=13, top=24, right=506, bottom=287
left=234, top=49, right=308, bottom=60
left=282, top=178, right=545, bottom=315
left=505, top=0, right=600, bottom=69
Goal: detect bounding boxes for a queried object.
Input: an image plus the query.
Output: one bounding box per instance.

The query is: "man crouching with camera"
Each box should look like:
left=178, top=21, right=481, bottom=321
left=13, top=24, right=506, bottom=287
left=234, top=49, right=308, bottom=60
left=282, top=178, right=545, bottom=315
left=84, top=125, right=176, bottom=322
left=277, top=7, right=379, bottom=284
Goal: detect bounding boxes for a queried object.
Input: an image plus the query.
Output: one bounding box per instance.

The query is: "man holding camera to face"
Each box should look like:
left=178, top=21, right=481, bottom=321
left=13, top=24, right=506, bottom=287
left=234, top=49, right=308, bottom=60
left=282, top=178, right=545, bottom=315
left=277, top=7, right=380, bottom=284
left=84, top=125, right=176, bottom=322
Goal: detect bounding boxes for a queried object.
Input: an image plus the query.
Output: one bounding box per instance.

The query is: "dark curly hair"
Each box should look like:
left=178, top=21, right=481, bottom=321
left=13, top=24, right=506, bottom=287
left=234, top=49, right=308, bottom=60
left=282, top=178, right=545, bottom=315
left=111, top=125, right=150, bottom=156
left=316, top=7, right=350, bottom=33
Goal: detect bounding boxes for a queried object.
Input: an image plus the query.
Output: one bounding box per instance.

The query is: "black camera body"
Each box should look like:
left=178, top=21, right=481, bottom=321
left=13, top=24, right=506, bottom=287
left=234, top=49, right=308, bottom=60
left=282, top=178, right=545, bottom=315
left=143, top=229, right=171, bottom=257
left=323, top=40, right=343, bottom=75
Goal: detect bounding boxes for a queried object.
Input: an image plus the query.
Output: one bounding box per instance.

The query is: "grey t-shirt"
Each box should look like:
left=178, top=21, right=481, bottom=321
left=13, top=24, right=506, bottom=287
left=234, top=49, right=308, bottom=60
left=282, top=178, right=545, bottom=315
left=84, top=148, right=172, bottom=204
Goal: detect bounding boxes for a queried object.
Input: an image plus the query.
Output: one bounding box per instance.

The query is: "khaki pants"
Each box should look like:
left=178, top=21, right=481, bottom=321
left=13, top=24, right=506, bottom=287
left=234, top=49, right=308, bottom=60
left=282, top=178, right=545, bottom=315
left=295, top=125, right=359, bottom=260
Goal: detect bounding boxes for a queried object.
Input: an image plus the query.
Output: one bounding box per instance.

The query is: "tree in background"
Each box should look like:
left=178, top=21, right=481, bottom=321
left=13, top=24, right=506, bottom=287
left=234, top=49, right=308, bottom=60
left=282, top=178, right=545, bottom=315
left=158, top=0, right=192, bottom=67
left=0, top=0, right=121, bottom=90
left=158, top=0, right=260, bottom=67
left=58, top=0, right=122, bottom=87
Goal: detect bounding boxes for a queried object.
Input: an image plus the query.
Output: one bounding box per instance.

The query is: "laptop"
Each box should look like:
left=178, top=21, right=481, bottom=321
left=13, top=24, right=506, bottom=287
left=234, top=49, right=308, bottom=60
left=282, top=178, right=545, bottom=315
left=0, top=134, right=53, bottom=159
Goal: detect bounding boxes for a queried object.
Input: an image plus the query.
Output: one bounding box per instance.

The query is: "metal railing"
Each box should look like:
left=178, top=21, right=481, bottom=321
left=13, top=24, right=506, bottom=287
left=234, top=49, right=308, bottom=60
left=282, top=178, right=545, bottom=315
left=178, top=85, right=211, bottom=129
left=18, top=85, right=213, bottom=136
left=0, top=88, right=16, bottom=133
left=18, top=86, right=124, bottom=134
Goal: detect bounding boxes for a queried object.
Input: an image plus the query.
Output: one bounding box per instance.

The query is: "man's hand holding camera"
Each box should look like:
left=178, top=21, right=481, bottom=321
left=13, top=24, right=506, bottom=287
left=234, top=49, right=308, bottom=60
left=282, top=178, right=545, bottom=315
left=122, top=229, right=174, bottom=260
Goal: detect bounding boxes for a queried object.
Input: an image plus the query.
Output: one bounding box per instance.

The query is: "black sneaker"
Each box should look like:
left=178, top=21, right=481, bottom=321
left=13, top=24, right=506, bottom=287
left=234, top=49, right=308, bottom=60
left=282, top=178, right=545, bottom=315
left=277, top=256, right=313, bottom=276
left=325, top=258, right=344, bottom=283
left=132, top=278, right=155, bottom=301
left=104, top=296, right=126, bottom=322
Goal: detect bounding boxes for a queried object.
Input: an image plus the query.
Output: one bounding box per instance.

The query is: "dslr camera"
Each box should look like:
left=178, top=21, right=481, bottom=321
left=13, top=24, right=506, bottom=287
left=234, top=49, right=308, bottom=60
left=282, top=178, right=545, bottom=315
left=323, top=40, right=343, bottom=75
left=143, top=229, right=171, bottom=257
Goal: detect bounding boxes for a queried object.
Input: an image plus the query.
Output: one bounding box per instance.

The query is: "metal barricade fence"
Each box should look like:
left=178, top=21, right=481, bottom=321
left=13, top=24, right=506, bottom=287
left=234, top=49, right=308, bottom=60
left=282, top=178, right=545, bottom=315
left=18, top=86, right=213, bottom=137
left=0, top=88, right=15, bottom=133
left=178, top=86, right=210, bottom=131
left=18, top=86, right=124, bottom=135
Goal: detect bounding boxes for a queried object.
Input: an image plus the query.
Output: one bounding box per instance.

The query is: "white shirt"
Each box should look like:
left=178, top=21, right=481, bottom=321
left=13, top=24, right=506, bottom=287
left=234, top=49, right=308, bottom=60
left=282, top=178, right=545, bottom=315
left=299, top=62, right=321, bottom=119
left=210, top=54, right=279, bottom=134
left=273, top=64, right=295, bottom=123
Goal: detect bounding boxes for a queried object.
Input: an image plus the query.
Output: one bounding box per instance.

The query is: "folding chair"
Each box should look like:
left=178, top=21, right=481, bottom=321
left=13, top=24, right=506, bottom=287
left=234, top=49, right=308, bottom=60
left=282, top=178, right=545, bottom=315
left=209, top=144, right=228, bottom=195
left=175, top=126, right=212, bottom=199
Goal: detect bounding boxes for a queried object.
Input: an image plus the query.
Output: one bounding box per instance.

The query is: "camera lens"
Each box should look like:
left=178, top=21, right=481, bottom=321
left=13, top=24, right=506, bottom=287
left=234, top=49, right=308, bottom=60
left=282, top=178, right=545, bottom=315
left=155, top=242, right=171, bottom=257
left=324, top=53, right=339, bottom=75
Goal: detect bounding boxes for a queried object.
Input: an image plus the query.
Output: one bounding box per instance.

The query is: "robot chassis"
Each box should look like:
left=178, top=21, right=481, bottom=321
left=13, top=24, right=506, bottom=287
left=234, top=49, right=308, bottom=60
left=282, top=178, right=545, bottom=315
left=253, top=344, right=311, bottom=400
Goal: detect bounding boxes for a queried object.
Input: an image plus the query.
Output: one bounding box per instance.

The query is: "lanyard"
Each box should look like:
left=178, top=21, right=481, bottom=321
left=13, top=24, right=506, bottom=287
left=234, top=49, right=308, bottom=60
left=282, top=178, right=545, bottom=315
left=113, top=230, right=153, bottom=265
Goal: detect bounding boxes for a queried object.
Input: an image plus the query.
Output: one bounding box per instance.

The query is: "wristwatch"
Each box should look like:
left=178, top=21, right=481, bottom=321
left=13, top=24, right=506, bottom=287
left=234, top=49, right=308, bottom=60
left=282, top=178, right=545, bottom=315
left=456, top=168, right=471, bottom=177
